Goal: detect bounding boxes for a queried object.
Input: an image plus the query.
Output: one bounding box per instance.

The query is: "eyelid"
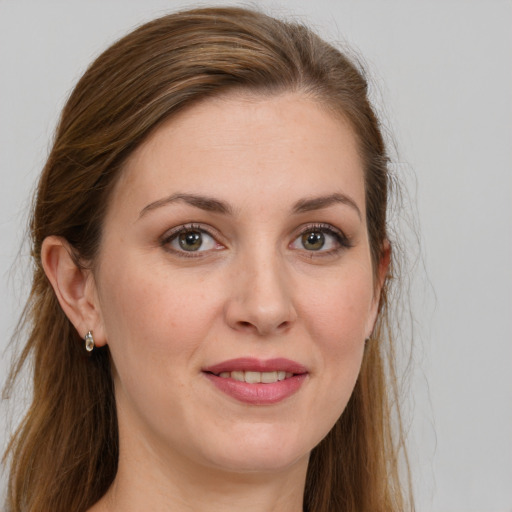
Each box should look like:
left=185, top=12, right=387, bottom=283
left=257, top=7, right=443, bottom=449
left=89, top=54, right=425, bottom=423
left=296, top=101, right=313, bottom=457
left=290, top=223, right=353, bottom=254
left=159, top=222, right=352, bottom=258
left=160, top=223, right=225, bottom=257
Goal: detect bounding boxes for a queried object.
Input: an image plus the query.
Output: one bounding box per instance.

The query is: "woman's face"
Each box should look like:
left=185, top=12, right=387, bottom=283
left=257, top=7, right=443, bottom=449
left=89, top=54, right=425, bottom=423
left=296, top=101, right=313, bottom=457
left=91, top=92, right=383, bottom=475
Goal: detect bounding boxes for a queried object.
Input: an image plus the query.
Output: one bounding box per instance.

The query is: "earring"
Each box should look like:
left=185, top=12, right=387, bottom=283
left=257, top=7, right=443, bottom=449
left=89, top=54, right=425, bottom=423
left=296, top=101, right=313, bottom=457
left=85, top=331, right=95, bottom=352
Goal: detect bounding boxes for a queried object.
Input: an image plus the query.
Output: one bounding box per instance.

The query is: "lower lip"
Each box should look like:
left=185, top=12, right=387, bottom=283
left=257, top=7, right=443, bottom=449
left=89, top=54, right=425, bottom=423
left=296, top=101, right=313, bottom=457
left=204, top=373, right=307, bottom=405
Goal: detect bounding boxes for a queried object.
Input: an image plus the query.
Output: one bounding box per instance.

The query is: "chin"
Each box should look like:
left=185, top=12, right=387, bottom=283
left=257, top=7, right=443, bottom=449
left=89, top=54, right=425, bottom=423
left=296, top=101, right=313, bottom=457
left=209, top=449, right=309, bottom=475
left=198, top=426, right=314, bottom=474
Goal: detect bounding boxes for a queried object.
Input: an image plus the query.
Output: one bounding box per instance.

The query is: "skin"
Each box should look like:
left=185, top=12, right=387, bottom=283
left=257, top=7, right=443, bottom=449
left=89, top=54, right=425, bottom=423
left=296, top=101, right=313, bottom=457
left=42, top=92, right=388, bottom=512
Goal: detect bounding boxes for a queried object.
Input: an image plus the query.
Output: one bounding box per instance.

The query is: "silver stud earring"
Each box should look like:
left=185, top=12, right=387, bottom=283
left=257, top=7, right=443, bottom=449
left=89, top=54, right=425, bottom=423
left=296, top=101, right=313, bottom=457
left=85, top=331, right=95, bottom=352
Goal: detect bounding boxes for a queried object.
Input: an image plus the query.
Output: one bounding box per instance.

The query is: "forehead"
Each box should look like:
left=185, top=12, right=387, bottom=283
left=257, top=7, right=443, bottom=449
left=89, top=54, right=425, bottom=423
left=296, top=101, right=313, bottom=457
left=109, top=92, right=365, bottom=219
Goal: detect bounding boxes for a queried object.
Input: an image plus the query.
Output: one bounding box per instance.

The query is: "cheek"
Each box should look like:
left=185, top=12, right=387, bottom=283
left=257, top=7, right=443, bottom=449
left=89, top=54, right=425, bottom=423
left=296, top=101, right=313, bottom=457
left=95, top=258, right=226, bottom=432
left=96, top=257, right=223, bottom=369
left=298, top=268, right=373, bottom=409
left=302, top=270, right=374, bottom=347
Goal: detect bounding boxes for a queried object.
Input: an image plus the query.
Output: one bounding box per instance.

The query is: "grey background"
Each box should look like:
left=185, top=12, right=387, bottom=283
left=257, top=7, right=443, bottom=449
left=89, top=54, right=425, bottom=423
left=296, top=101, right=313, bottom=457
left=1, top=1, right=511, bottom=510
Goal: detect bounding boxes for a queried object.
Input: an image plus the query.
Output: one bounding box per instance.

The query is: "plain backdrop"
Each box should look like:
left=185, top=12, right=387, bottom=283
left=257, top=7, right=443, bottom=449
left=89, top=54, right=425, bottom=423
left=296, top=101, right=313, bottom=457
left=1, top=1, right=511, bottom=511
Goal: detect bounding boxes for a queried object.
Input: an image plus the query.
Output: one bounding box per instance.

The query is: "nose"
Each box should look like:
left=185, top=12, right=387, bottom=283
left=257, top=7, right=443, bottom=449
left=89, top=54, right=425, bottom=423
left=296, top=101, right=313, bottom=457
left=224, top=252, right=297, bottom=337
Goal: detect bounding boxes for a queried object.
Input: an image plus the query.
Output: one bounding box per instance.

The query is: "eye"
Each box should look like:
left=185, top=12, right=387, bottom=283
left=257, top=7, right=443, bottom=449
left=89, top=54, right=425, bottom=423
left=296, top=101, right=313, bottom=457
left=290, top=224, right=350, bottom=254
left=300, top=231, right=328, bottom=251
left=163, top=225, right=220, bottom=254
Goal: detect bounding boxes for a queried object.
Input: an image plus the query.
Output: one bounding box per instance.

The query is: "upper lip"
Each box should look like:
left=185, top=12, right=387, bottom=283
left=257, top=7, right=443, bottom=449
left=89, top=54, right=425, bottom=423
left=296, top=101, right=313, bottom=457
left=203, top=357, right=308, bottom=375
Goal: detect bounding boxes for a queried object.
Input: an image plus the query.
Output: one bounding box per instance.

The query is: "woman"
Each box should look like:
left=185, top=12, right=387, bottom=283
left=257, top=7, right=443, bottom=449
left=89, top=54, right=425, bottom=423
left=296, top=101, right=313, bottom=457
left=3, top=6, right=412, bottom=512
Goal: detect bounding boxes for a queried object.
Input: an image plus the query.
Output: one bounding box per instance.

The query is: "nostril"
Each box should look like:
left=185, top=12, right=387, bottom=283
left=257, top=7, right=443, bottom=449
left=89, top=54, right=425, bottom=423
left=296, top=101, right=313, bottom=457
left=236, top=319, right=288, bottom=335
left=226, top=299, right=297, bottom=335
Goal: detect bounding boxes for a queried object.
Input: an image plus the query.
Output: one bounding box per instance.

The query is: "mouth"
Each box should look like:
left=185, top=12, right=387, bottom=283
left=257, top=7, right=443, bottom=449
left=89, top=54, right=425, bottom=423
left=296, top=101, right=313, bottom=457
left=202, top=358, right=308, bottom=405
left=212, top=370, right=293, bottom=383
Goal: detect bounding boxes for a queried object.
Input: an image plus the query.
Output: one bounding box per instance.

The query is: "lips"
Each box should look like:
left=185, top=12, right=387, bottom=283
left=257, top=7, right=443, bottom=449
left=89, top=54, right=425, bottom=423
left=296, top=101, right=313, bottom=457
left=202, top=358, right=308, bottom=405
left=217, top=370, right=292, bottom=383
left=203, top=357, right=307, bottom=375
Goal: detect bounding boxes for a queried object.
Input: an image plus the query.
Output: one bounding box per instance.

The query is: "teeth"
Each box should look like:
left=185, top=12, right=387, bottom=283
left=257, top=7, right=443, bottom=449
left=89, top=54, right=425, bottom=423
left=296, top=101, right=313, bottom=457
left=231, top=371, right=244, bottom=382
left=261, top=371, right=277, bottom=383
left=218, top=370, right=293, bottom=383
left=245, top=371, right=261, bottom=383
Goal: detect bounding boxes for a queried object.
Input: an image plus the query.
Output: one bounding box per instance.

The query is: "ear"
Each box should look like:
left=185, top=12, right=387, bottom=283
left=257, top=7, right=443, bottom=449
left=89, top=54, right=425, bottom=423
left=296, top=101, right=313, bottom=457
left=365, top=239, right=391, bottom=339
left=41, top=236, right=107, bottom=347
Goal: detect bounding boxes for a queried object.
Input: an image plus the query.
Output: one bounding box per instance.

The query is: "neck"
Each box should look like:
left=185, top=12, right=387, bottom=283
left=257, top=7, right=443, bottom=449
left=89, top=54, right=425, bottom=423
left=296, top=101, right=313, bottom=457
left=89, top=423, right=308, bottom=512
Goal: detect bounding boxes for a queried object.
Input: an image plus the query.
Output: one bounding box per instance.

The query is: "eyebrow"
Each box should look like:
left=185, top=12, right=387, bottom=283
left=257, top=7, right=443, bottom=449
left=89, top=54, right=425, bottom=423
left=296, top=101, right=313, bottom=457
left=139, top=191, right=361, bottom=219
left=292, top=193, right=362, bottom=219
left=139, top=193, right=233, bottom=218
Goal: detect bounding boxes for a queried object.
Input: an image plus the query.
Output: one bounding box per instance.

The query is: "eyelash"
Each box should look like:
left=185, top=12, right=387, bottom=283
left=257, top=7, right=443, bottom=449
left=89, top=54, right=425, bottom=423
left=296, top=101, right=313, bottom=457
left=294, top=223, right=353, bottom=257
left=160, top=222, right=353, bottom=258
left=160, top=223, right=221, bottom=258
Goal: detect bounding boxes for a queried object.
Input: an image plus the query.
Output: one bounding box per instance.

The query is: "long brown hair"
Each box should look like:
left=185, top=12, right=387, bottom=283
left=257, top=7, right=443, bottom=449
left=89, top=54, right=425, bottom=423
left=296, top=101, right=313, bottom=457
left=3, top=7, right=412, bottom=511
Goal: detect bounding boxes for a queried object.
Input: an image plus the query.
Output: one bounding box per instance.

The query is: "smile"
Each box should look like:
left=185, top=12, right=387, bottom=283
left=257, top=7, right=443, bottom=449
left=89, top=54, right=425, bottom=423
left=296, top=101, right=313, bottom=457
left=216, top=370, right=293, bottom=383
left=203, top=358, right=308, bottom=405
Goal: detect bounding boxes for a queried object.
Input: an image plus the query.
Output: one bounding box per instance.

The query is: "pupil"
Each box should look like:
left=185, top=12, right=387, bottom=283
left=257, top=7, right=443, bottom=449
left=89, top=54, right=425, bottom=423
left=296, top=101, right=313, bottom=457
left=303, top=231, right=324, bottom=250
left=179, top=231, right=202, bottom=251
